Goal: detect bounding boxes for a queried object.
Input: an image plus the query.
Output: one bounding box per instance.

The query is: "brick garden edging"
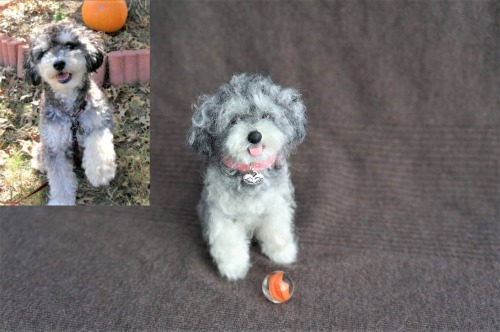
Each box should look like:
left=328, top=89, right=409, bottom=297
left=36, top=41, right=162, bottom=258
left=0, top=32, right=149, bottom=87
left=108, top=49, right=150, bottom=86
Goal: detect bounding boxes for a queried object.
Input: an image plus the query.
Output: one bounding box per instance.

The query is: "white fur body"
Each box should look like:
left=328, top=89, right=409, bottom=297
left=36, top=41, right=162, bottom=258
left=189, top=74, right=307, bottom=280
left=199, top=164, right=297, bottom=280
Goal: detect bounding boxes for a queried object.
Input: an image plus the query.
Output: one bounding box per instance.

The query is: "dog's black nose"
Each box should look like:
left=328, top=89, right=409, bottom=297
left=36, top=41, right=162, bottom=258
left=53, top=60, right=66, bottom=71
left=248, top=131, right=262, bottom=144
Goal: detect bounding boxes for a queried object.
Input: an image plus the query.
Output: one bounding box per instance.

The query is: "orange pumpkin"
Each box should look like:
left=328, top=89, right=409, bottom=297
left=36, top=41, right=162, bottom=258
left=82, top=0, right=128, bottom=33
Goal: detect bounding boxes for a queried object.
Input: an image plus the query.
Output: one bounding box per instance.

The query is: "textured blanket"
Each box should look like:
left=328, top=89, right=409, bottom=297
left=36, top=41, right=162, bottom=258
left=1, top=1, right=498, bottom=330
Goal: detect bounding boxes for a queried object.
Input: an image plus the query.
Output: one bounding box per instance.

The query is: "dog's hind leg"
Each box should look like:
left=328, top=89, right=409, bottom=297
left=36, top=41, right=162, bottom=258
left=82, top=127, right=116, bottom=187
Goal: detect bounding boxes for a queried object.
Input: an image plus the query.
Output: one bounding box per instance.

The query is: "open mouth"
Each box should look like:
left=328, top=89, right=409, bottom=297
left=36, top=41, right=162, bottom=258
left=56, top=72, right=72, bottom=84
left=248, top=144, right=263, bottom=157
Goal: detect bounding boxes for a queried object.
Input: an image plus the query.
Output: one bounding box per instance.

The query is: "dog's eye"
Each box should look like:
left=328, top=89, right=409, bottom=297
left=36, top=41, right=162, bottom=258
left=261, top=113, right=274, bottom=120
left=36, top=51, right=46, bottom=61
left=230, top=116, right=241, bottom=125
left=65, top=42, right=77, bottom=50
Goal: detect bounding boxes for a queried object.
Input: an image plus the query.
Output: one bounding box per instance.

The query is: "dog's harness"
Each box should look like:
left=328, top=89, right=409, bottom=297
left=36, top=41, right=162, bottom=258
left=222, top=155, right=277, bottom=186
left=71, top=94, right=88, bottom=167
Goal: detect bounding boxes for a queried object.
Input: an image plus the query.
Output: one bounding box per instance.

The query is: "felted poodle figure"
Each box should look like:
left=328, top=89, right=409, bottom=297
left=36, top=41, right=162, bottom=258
left=188, top=74, right=307, bottom=280
left=24, top=21, right=116, bottom=205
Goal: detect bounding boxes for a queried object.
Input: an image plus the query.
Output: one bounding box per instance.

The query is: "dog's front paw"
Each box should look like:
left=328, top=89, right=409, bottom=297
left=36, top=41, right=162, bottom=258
left=217, top=258, right=251, bottom=281
left=48, top=198, right=76, bottom=206
left=82, top=128, right=116, bottom=187
left=85, top=162, right=116, bottom=187
left=265, top=241, right=297, bottom=265
left=211, top=245, right=251, bottom=281
left=30, top=142, right=45, bottom=172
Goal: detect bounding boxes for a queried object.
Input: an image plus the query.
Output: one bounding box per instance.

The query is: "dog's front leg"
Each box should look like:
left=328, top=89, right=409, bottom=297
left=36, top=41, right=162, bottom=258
left=206, top=209, right=251, bottom=280
left=256, top=198, right=298, bottom=265
left=44, top=146, right=78, bottom=206
left=82, top=127, right=116, bottom=187
left=39, top=118, right=78, bottom=205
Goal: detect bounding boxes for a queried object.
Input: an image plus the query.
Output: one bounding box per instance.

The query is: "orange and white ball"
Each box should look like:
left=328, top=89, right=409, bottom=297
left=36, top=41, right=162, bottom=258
left=262, top=271, right=295, bottom=303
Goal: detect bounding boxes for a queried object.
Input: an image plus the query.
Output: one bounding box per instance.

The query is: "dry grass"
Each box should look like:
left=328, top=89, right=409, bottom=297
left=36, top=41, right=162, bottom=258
left=0, top=0, right=150, bottom=205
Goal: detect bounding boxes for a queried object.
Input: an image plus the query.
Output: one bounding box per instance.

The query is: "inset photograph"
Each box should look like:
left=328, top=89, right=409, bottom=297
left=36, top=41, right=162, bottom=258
left=0, top=0, right=150, bottom=205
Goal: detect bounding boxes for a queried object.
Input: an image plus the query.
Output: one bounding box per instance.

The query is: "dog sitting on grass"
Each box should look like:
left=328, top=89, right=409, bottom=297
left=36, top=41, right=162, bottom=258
left=188, top=74, right=307, bottom=280
left=24, top=21, right=116, bottom=205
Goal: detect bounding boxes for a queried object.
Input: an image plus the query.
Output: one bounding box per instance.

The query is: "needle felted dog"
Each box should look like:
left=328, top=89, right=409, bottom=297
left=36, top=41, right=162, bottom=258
left=25, top=22, right=116, bottom=205
left=188, top=74, right=307, bottom=280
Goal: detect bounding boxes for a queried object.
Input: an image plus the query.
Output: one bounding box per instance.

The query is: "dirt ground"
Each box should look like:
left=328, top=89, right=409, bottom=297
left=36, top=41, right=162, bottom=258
left=0, top=0, right=150, bottom=205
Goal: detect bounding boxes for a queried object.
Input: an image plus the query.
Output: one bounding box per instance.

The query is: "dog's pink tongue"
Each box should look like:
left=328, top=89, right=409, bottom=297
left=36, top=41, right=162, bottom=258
left=248, top=145, right=263, bottom=157
left=57, top=72, right=70, bottom=81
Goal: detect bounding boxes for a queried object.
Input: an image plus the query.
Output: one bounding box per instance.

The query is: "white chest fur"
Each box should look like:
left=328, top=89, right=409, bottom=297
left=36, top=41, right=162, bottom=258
left=204, top=166, right=291, bottom=227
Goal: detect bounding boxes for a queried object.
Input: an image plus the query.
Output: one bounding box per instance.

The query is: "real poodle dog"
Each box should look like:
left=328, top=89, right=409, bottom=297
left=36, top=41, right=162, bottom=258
left=188, top=74, right=307, bottom=280
left=24, top=21, right=116, bottom=205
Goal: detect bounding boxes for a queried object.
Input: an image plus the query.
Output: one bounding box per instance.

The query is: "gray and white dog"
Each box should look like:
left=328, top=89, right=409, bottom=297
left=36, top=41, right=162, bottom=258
left=25, top=22, right=116, bottom=205
left=188, top=74, right=307, bottom=280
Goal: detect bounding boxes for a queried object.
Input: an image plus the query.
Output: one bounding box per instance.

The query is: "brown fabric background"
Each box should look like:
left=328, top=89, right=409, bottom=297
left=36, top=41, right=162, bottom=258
left=2, top=0, right=499, bottom=330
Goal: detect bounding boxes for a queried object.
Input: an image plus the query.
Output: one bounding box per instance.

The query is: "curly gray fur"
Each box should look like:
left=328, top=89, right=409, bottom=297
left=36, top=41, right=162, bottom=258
left=188, top=73, right=307, bottom=280
left=25, top=21, right=116, bottom=205
left=189, top=73, right=306, bottom=161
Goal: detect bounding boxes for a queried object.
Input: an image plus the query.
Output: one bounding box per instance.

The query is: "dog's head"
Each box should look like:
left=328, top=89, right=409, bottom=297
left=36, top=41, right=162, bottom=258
left=24, top=21, right=104, bottom=91
left=188, top=74, right=307, bottom=165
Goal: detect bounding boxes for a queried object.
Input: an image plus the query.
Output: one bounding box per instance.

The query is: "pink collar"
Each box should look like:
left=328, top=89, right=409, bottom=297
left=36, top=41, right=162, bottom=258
left=222, top=155, right=277, bottom=172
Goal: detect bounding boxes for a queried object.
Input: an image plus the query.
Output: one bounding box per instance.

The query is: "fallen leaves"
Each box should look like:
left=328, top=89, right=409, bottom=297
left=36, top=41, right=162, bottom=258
left=17, top=139, right=34, bottom=157
left=0, top=150, right=8, bottom=167
left=0, top=117, right=12, bottom=139
left=0, top=0, right=61, bottom=41
left=0, top=0, right=150, bottom=205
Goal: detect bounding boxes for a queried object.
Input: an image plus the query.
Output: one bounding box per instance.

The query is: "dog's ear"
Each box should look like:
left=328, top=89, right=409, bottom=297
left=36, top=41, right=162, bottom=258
left=188, top=123, right=215, bottom=160
left=280, top=88, right=307, bottom=145
left=188, top=96, right=217, bottom=159
left=84, top=33, right=105, bottom=73
left=23, top=50, right=41, bottom=86
left=86, top=48, right=104, bottom=73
